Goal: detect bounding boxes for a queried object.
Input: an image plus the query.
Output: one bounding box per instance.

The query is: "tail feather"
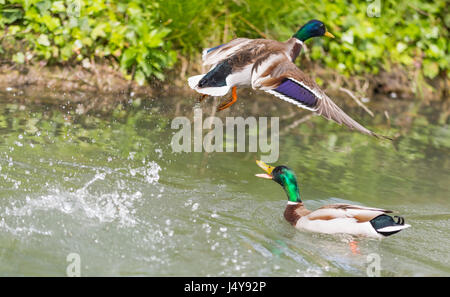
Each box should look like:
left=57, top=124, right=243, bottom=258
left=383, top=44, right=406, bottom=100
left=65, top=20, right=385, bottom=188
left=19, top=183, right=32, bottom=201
left=376, top=224, right=411, bottom=233
left=370, top=214, right=410, bottom=236
left=188, top=74, right=205, bottom=89
left=187, top=74, right=230, bottom=97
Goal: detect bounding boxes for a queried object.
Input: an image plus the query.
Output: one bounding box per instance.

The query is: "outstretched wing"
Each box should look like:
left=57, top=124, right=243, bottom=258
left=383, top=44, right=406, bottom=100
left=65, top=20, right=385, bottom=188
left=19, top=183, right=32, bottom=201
left=252, top=56, right=389, bottom=139
left=266, top=77, right=320, bottom=111
left=202, top=38, right=253, bottom=67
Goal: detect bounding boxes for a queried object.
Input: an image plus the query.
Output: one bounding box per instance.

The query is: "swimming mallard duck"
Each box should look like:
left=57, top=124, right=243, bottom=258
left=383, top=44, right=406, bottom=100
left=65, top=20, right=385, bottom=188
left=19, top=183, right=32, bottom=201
left=255, top=160, right=410, bottom=238
left=188, top=20, right=387, bottom=138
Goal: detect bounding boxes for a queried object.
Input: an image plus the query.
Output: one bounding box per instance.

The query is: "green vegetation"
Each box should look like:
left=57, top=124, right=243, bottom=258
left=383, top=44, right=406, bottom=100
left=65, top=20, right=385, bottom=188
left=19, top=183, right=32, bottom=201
left=0, top=0, right=448, bottom=86
left=159, top=0, right=448, bottom=80
left=0, top=0, right=177, bottom=84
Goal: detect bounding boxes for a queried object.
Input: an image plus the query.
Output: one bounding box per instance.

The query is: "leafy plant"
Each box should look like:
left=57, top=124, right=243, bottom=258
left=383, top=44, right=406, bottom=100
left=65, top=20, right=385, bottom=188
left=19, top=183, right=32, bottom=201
left=0, top=0, right=448, bottom=85
left=0, top=0, right=177, bottom=84
left=158, top=0, right=448, bottom=80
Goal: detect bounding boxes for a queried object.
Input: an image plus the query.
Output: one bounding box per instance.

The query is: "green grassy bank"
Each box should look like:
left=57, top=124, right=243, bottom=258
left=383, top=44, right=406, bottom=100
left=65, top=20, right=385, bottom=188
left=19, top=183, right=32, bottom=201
left=0, top=0, right=448, bottom=97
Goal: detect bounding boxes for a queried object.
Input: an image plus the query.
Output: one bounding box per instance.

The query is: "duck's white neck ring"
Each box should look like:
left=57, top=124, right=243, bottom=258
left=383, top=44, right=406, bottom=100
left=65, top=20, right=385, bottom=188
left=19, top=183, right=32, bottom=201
left=295, top=39, right=305, bottom=47
left=287, top=201, right=300, bottom=205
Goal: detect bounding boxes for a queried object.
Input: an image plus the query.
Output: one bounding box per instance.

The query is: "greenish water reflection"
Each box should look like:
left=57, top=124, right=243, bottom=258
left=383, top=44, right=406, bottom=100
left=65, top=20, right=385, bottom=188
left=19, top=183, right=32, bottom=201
left=0, top=93, right=448, bottom=276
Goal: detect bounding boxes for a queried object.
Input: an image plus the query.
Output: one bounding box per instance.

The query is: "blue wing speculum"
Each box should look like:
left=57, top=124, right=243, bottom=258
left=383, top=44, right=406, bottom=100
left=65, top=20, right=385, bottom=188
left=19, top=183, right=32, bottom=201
left=266, top=78, right=318, bottom=111
left=206, top=44, right=226, bottom=53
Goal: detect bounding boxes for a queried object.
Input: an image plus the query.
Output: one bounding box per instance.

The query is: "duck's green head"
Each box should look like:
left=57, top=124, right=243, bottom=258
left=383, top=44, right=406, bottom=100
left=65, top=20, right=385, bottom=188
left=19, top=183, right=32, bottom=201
left=293, top=19, right=334, bottom=42
left=256, top=160, right=301, bottom=203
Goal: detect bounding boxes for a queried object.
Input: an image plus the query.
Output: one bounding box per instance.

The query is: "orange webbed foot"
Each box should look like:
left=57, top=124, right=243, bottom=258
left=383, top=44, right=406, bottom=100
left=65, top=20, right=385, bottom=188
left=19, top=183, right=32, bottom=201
left=198, top=94, right=209, bottom=103
left=216, top=86, right=237, bottom=111
left=349, top=240, right=361, bottom=255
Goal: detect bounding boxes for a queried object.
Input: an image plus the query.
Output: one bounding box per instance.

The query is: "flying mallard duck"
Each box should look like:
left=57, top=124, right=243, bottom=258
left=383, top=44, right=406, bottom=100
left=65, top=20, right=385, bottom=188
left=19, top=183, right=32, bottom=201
left=188, top=20, right=388, bottom=138
left=255, top=160, right=410, bottom=238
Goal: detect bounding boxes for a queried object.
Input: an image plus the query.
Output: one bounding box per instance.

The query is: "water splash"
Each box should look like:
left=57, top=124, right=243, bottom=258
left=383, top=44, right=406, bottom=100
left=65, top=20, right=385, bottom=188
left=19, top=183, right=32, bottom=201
left=0, top=158, right=162, bottom=237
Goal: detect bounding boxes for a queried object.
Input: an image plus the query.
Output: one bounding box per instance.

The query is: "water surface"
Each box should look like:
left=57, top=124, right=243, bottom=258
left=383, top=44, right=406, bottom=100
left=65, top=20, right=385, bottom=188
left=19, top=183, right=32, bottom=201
left=0, top=92, right=448, bottom=276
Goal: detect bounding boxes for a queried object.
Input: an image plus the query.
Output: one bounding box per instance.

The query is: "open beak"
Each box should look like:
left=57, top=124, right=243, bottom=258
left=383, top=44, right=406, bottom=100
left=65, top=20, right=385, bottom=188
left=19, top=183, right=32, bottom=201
left=255, top=160, right=275, bottom=179
left=324, top=31, right=335, bottom=38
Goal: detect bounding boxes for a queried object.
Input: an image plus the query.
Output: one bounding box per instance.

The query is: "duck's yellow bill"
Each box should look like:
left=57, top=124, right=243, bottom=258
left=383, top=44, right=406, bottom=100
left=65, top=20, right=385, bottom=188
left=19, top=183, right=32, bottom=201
left=255, top=160, right=275, bottom=179
left=324, top=31, right=335, bottom=38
